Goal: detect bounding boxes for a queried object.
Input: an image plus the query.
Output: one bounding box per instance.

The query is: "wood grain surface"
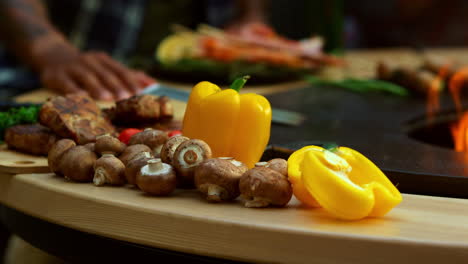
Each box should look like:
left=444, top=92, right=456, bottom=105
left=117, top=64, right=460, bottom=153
left=1, top=173, right=468, bottom=264
left=0, top=145, right=49, bottom=174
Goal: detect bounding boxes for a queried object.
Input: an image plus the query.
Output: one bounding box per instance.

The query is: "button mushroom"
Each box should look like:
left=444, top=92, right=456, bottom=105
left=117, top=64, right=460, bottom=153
left=194, top=157, right=248, bottom=202
left=125, top=151, right=153, bottom=185
left=128, top=128, right=169, bottom=157
left=48, top=139, right=76, bottom=175
left=239, top=167, right=293, bottom=208
left=119, top=144, right=152, bottom=166
left=83, top=142, right=96, bottom=152
left=173, top=139, right=212, bottom=187
left=255, top=158, right=288, bottom=176
left=95, top=134, right=126, bottom=156
left=93, top=154, right=126, bottom=186
left=160, top=135, right=189, bottom=165
left=136, top=158, right=177, bottom=196
left=59, top=145, right=97, bottom=182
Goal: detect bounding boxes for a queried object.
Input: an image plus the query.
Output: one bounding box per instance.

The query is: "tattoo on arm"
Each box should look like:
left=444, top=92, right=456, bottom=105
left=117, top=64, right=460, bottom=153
left=0, top=0, right=51, bottom=42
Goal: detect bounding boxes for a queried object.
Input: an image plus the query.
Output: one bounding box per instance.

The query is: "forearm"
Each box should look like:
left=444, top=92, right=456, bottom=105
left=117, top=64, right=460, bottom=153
left=235, top=0, right=268, bottom=22
left=0, top=0, right=77, bottom=71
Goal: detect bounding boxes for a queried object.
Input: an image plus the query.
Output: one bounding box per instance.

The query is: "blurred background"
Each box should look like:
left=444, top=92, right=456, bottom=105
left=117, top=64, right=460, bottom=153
left=2, top=0, right=468, bottom=99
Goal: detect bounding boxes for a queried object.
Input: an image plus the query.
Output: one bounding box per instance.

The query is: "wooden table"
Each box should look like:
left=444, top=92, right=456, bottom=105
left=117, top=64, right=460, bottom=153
left=2, top=172, right=468, bottom=264
left=3, top=49, right=468, bottom=263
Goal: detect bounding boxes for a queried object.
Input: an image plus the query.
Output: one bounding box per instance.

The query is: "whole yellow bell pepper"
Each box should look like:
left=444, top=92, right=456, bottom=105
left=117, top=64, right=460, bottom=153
left=288, top=145, right=402, bottom=220
left=182, top=76, right=272, bottom=168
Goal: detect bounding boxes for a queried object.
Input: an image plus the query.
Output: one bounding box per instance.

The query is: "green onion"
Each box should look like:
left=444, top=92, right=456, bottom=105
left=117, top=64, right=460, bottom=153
left=305, top=76, right=409, bottom=96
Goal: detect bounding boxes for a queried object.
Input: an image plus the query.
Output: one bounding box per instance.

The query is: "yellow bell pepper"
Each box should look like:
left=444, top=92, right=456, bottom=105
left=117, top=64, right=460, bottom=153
left=182, top=77, right=272, bottom=168
left=287, top=146, right=322, bottom=207
left=289, top=145, right=402, bottom=220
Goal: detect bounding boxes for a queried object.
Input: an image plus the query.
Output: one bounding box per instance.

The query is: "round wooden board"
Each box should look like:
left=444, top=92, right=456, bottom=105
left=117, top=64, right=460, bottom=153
left=1, top=173, right=468, bottom=264
left=0, top=145, right=49, bottom=174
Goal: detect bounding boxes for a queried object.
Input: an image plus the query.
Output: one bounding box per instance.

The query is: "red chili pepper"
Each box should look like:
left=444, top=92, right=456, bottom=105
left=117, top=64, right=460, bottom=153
left=119, top=128, right=142, bottom=144
left=168, top=130, right=182, bottom=137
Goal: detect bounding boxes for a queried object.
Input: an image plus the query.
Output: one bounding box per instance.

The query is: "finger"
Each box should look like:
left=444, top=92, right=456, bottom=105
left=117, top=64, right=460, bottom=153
left=41, top=69, right=88, bottom=96
left=133, top=70, right=156, bottom=89
left=81, top=54, right=131, bottom=100
left=94, top=52, right=140, bottom=93
left=66, top=65, right=113, bottom=101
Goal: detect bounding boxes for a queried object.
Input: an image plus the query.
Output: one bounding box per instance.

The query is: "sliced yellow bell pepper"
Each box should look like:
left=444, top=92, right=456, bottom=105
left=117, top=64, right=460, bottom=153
left=182, top=77, right=272, bottom=168
left=290, top=145, right=402, bottom=220
left=287, top=146, right=322, bottom=207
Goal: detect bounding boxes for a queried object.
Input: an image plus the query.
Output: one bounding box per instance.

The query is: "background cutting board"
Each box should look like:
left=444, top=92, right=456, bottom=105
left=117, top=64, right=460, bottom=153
left=0, top=145, right=49, bottom=174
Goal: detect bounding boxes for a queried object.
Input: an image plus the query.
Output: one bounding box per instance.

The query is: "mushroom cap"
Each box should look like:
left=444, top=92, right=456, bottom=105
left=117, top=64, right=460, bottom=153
left=94, top=154, right=126, bottom=185
left=59, top=145, right=97, bottom=182
left=95, top=134, right=126, bottom=155
left=239, top=167, right=293, bottom=207
left=136, top=159, right=177, bottom=196
left=119, top=144, right=152, bottom=166
left=160, top=135, right=189, bottom=165
left=83, top=142, right=96, bottom=152
left=173, top=139, right=212, bottom=187
left=48, top=139, right=76, bottom=175
left=256, top=159, right=288, bottom=176
left=194, top=158, right=248, bottom=201
left=128, top=128, right=169, bottom=154
left=125, top=151, right=153, bottom=185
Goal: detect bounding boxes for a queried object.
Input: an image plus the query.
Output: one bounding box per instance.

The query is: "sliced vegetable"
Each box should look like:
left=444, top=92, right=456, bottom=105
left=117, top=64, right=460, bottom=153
left=289, top=145, right=403, bottom=220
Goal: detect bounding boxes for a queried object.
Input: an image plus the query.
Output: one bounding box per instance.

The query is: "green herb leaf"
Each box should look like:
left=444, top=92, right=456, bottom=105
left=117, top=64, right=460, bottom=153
left=0, top=105, right=41, bottom=141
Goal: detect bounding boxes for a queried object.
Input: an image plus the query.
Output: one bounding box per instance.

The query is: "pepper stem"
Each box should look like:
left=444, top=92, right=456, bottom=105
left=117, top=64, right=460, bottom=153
left=230, top=75, right=250, bottom=92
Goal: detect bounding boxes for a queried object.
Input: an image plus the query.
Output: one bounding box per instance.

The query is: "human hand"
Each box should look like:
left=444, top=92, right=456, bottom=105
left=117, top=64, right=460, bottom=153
left=225, top=0, right=269, bottom=34
left=40, top=49, right=155, bottom=101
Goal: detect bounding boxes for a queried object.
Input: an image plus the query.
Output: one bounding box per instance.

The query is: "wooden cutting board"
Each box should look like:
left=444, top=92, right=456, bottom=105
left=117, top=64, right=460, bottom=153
left=0, top=173, right=467, bottom=264
left=0, top=145, right=49, bottom=174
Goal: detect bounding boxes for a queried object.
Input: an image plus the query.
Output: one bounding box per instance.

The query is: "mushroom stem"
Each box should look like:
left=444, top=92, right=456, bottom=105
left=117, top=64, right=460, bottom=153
left=148, top=159, right=163, bottom=172
left=93, top=167, right=107, bottom=186
left=153, top=145, right=163, bottom=157
left=206, top=184, right=226, bottom=202
left=244, top=197, right=271, bottom=208
left=184, top=150, right=198, bottom=164
left=255, top=162, right=268, bottom=167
